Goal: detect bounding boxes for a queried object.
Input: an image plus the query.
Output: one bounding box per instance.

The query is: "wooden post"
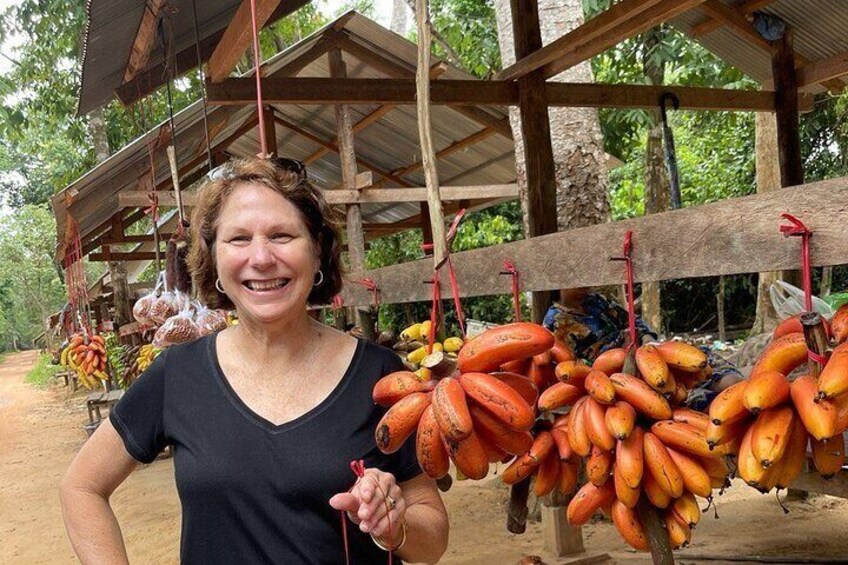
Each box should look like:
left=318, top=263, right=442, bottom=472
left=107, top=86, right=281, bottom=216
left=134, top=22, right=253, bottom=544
left=329, top=48, right=377, bottom=341
left=420, top=203, right=434, bottom=256
left=415, top=0, right=448, bottom=267
left=262, top=105, right=278, bottom=156
left=107, top=255, right=133, bottom=345
left=511, top=0, right=557, bottom=324
left=771, top=30, right=804, bottom=188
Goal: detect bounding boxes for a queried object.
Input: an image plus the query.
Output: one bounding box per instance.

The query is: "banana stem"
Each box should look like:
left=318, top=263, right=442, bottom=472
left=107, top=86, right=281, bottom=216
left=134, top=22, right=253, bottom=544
left=636, top=498, right=675, bottom=565
left=506, top=476, right=531, bottom=534
left=801, top=312, right=829, bottom=378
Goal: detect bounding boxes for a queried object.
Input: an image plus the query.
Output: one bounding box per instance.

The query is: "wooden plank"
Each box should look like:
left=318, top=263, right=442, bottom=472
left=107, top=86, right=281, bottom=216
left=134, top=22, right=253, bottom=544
left=208, top=0, right=284, bottom=83
left=772, top=31, right=804, bottom=188
left=699, top=0, right=771, bottom=52
left=90, top=252, right=163, bottom=262
left=797, top=48, right=848, bottom=89
left=118, top=184, right=518, bottom=207
left=207, top=77, right=799, bottom=111
left=272, top=114, right=415, bottom=187
left=337, top=175, right=848, bottom=307
left=690, top=0, right=777, bottom=38
left=498, top=0, right=706, bottom=81
left=123, top=0, right=165, bottom=83
left=498, top=0, right=668, bottom=81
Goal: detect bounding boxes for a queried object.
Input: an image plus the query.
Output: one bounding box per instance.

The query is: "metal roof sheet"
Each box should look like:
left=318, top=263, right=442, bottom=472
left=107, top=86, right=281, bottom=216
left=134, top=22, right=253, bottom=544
left=78, top=0, right=308, bottom=114
left=55, top=12, right=519, bottom=267
left=671, top=0, right=848, bottom=93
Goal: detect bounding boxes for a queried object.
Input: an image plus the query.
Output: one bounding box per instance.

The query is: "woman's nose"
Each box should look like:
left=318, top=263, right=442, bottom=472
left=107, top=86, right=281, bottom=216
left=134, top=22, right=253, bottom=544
left=247, top=239, right=275, bottom=267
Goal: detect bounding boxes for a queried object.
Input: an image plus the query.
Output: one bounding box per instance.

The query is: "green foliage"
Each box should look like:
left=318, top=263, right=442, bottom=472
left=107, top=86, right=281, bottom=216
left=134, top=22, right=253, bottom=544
left=0, top=205, right=68, bottom=350
left=25, top=353, right=62, bottom=387
left=429, top=0, right=500, bottom=78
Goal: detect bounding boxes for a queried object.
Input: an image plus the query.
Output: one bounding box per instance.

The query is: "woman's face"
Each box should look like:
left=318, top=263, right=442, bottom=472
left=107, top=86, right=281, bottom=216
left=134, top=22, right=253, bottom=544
left=214, top=182, right=321, bottom=326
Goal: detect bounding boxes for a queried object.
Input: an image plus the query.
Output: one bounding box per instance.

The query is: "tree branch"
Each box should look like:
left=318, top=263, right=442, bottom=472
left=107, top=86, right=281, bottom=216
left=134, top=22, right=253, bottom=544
left=405, top=0, right=462, bottom=68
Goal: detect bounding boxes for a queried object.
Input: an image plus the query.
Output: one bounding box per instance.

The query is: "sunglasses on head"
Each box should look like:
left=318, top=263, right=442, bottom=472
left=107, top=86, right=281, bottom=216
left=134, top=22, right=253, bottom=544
left=206, top=156, right=307, bottom=182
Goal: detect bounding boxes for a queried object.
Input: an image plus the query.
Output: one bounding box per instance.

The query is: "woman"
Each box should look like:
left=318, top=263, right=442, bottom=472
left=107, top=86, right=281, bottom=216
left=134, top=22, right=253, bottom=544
left=60, top=157, right=449, bottom=564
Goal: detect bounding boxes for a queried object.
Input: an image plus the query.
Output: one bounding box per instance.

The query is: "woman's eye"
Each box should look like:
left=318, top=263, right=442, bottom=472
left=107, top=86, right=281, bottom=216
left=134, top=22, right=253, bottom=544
left=228, top=235, right=250, bottom=244
left=271, top=233, right=293, bottom=242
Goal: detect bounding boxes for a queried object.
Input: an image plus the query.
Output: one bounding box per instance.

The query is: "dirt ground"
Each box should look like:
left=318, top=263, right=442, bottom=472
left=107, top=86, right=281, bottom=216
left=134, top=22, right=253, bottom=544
left=3, top=350, right=848, bottom=565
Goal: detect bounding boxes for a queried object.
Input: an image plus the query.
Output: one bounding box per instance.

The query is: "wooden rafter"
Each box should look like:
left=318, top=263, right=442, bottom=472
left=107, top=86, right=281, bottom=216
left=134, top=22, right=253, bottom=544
left=123, top=0, right=166, bottom=83
left=497, top=0, right=707, bottom=81
left=371, top=127, right=497, bottom=189
left=207, top=76, right=810, bottom=111
left=302, top=62, right=448, bottom=165
left=699, top=0, right=843, bottom=91
left=271, top=112, right=415, bottom=187
left=208, top=0, right=284, bottom=83
left=118, top=184, right=518, bottom=208
left=796, top=48, right=848, bottom=89
left=332, top=32, right=514, bottom=138
left=690, top=0, right=776, bottom=38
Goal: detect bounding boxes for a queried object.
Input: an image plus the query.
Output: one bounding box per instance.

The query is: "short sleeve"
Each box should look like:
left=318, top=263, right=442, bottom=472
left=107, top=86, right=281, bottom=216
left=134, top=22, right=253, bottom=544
left=109, top=350, right=169, bottom=463
left=377, top=348, right=423, bottom=484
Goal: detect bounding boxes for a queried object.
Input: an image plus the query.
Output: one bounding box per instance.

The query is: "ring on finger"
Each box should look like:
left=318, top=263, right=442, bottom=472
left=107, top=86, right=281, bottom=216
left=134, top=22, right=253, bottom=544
left=385, top=494, right=397, bottom=510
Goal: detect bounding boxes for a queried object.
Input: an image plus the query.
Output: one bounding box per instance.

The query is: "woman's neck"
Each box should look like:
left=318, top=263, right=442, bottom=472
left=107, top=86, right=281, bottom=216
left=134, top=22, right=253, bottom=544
left=230, top=311, right=320, bottom=366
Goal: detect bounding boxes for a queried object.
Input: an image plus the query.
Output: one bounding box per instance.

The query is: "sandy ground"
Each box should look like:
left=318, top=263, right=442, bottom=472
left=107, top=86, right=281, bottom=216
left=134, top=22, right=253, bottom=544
left=2, top=350, right=848, bottom=565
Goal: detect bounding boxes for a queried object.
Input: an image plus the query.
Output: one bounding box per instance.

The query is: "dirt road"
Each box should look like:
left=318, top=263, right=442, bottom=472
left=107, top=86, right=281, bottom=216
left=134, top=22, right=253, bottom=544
left=2, top=351, right=848, bottom=564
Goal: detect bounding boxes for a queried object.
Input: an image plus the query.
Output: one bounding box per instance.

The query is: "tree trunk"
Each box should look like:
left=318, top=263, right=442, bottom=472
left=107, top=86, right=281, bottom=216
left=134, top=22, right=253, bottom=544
left=391, top=0, right=408, bottom=35
left=88, top=107, right=111, bottom=162
left=641, top=26, right=670, bottom=335
left=750, top=111, right=783, bottom=336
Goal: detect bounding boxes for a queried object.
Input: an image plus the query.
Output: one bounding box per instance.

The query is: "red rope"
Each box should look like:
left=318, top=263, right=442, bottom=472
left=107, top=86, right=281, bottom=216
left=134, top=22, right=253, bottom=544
left=610, top=231, right=637, bottom=350
left=426, top=276, right=441, bottom=353
left=248, top=0, right=268, bottom=157
left=354, top=278, right=380, bottom=309
left=500, top=260, right=521, bottom=323
left=340, top=459, right=395, bottom=565
left=779, top=213, right=813, bottom=312
left=421, top=209, right=469, bottom=339
left=332, top=294, right=345, bottom=311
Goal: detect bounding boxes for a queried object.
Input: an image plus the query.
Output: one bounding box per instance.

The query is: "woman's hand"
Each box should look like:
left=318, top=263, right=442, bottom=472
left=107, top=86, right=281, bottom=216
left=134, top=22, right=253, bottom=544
left=329, top=468, right=406, bottom=542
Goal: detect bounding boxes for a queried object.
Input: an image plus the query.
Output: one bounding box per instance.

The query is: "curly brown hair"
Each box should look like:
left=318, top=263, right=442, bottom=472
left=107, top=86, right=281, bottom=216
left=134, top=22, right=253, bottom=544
left=187, top=157, right=344, bottom=310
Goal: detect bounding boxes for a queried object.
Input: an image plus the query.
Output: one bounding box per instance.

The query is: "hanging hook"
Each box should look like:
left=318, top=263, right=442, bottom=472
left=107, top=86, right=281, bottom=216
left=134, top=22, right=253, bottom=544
left=659, top=91, right=680, bottom=124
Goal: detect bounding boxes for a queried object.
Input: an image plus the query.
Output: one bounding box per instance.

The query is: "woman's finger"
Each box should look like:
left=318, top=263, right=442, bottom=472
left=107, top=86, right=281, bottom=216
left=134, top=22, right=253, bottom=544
left=370, top=497, right=407, bottom=539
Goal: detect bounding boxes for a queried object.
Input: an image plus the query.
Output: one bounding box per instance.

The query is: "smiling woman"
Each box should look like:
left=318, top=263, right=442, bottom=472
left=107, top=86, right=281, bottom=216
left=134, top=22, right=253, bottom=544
left=59, top=157, right=449, bottom=565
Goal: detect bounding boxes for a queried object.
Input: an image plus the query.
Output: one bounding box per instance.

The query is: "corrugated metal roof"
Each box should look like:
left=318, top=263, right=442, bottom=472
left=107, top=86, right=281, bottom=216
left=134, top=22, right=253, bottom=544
left=54, top=12, right=520, bottom=266
left=78, top=0, right=308, bottom=114
left=671, top=0, right=848, bottom=92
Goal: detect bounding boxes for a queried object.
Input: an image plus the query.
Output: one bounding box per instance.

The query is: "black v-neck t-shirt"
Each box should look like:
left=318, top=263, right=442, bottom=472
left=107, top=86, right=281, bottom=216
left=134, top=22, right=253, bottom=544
left=110, top=334, right=421, bottom=564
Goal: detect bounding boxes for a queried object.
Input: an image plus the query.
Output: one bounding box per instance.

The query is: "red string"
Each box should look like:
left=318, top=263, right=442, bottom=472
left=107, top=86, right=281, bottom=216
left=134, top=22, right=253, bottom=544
left=332, top=294, right=345, bottom=311
left=421, top=209, right=468, bottom=339
left=500, top=260, right=521, bottom=323
left=779, top=213, right=813, bottom=312
left=445, top=257, right=465, bottom=337
left=340, top=460, right=394, bottom=565
left=248, top=0, right=268, bottom=157
left=426, top=276, right=441, bottom=353
left=145, top=192, right=160, bottom=223
left=610, top=231, right=637, bottom=350
left=354, top=278, right=380, bottom=309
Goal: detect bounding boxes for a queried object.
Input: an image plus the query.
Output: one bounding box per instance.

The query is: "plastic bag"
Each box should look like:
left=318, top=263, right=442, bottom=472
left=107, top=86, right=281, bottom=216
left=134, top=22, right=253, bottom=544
left=153, top=296, right=200, bottom=348
left=769, top=280, right=833, bottom=320
left=194, top=302, right=228, bottom=335
left=132, top=273, right=165, bottom=326
left=149, top=289, right=182, bottom=325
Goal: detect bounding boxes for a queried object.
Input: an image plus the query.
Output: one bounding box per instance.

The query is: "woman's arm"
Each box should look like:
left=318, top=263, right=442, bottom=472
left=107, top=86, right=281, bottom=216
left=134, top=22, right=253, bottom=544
left=59, top=418, right=141, bottom=564
left=391, top=473, right=449, bottom=564
left=330, top=470, right=449, bottom=564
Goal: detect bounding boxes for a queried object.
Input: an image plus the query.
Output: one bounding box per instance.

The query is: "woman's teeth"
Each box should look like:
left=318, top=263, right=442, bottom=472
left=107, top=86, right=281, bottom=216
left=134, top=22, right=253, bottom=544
left=245, top=279, right=289, bottom=291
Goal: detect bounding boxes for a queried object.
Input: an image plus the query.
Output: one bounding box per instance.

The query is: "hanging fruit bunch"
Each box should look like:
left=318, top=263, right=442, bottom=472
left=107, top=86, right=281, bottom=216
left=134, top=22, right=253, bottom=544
left=60, top=332, right=109, bottom=390
left=373, top=320, right=737, bottom=552
left=104, top=332, right=128, bottom=387
left=393, top=320, right=464, bottom=381
left=708, top=318, right=848, bottom=493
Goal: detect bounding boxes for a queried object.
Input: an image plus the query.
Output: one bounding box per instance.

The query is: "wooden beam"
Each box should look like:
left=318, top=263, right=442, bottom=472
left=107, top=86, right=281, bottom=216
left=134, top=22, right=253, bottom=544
left=272, top=114, right=415, bottom=187
left=338, top=175, right=848, bottom=307
left=207, top=77, right=807, bottom=111
left=208, top=0, right=284, bottom=83
left=102, top=233, right=175, bottom=245
left=90, top=251, right=164, bottom=262
left=699, top=0, right=771, bottom=51
left=333, top=33, right=515, bottom=137
left=797, top=48, right=848, bottom=89
left=497, top=0, right=706, bottom=81
left=392, top=127, right=496, bottom=179
left=302, top=63, right=448, bottom=166
left=123, top=0, right=165, bottom=83
left=690, top=0, right=776, bottom=38
left=118, top=184, right=518, bottom=208
left=262, top=105, right=278, bottom=156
